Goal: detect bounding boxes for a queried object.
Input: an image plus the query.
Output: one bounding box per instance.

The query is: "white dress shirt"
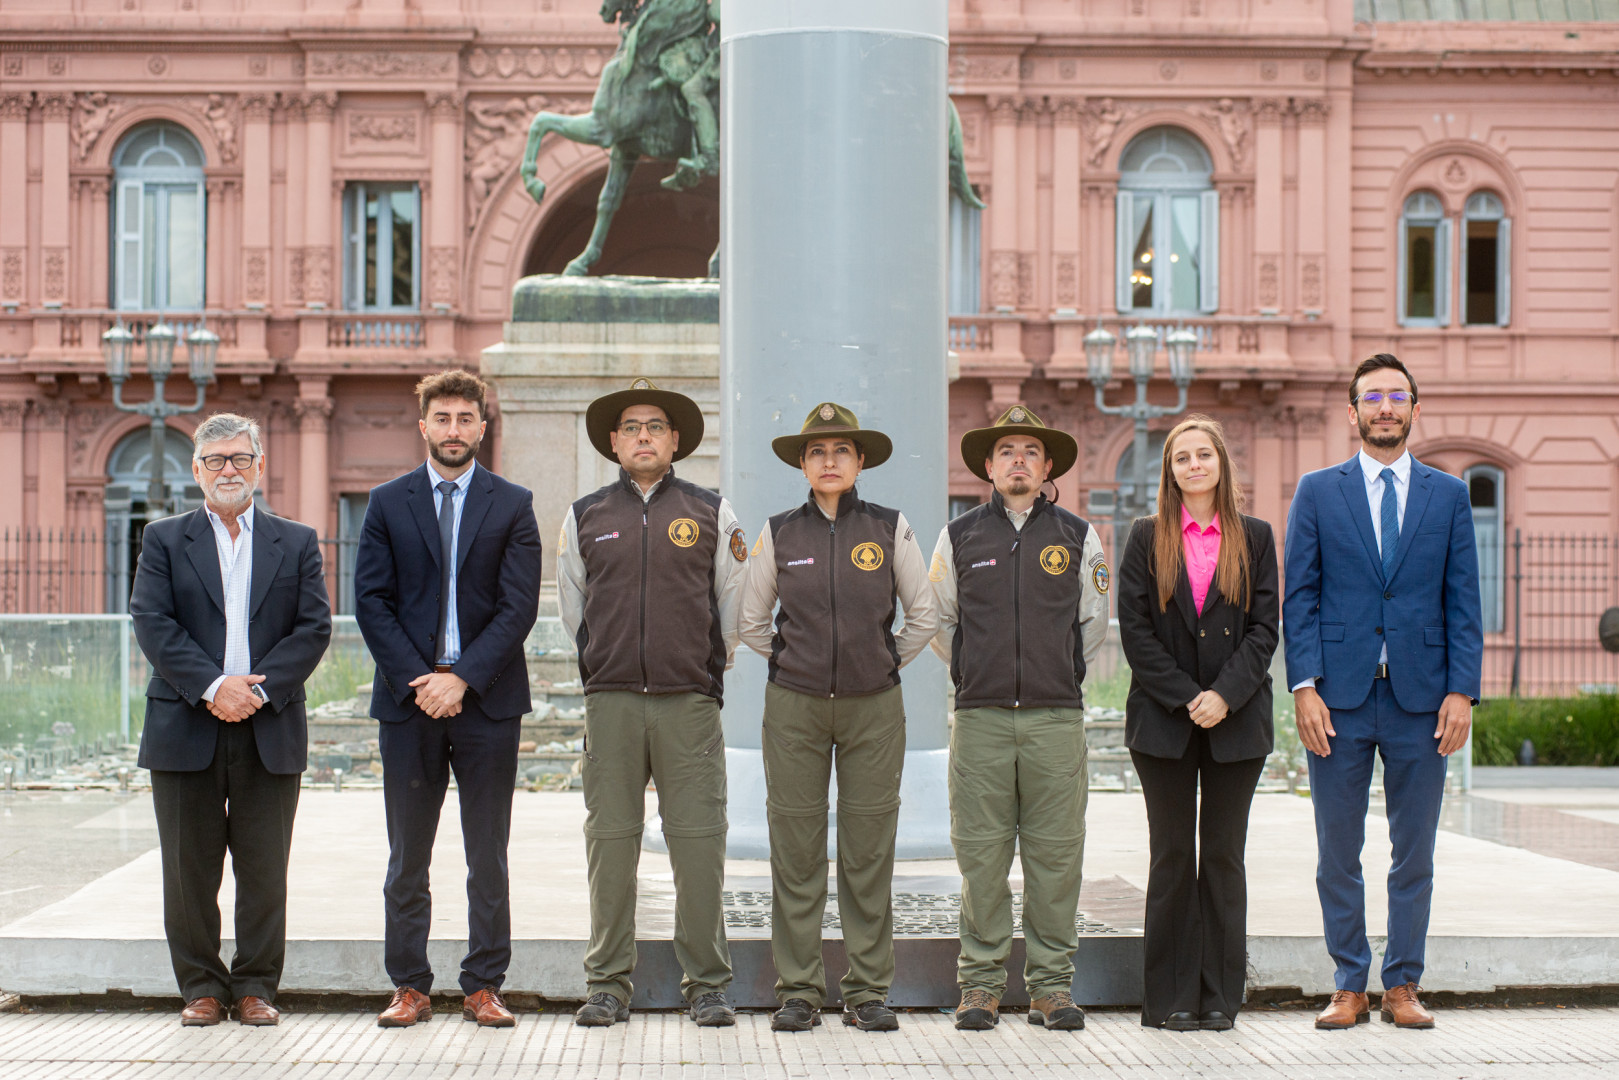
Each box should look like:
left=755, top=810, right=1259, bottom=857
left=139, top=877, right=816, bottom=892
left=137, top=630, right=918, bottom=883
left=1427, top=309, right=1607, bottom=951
left=201, top=502, right=255, bottom=703
left=1292, top=448, right=1412, bottom=691
left=429, top=459, right=476, bottom=664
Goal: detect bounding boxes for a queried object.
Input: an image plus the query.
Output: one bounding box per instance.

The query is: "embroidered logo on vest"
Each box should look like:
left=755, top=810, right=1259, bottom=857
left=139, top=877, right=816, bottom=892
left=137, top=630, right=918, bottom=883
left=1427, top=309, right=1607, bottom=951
left=668, top=518, right=699, bottom=547
left=729, top=528, right=748, bottom=562
left=1092, top=562, right=1110, bottom=593
left=1040, top=545, right=1070, bottom=575
left=851, top=542, right=884, bottom=571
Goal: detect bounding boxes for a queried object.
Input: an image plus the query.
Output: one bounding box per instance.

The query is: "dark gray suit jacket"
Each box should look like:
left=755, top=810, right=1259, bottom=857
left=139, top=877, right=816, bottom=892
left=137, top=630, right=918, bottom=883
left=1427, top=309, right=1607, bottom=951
left=132, top=507, right=332, bottom=774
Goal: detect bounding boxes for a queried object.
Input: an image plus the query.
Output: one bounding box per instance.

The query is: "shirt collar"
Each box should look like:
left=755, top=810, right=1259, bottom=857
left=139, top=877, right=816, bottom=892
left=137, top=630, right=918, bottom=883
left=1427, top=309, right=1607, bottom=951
left=205, top=501, right=254, bottom=534
left=426, top=458, right=476, bottom=493
left=1180, top=505, right=1220, bottom=535
left=1358, top=448, right=1411, bottom=485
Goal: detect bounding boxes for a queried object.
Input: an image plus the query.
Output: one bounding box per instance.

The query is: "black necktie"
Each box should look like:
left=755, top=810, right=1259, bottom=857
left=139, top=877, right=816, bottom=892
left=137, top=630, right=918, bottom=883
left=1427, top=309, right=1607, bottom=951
left=436, top=480, right=457, bottom=663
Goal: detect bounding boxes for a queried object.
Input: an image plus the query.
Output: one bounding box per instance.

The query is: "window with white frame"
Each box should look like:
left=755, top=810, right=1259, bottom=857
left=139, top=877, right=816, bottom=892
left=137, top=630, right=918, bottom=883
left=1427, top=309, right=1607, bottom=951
left=1464, top=463, right=1505, bottom=634
left=949, top=190, right=982, bottom=315
left=1116, top=127, right=1219, bottom=316
left=111, top=123, right=207, bottom=312
left=343, top=182, right=420, bottom=311
left=1399, top=191, right=1448, bottom=326
left=1462, top=192, right=1510, bottom=327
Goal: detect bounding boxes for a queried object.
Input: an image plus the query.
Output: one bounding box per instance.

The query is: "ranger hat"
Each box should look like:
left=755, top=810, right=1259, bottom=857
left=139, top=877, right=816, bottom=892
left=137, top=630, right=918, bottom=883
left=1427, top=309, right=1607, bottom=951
left=959, top=404, right=1078, bottom=482
left=585, top=377, right=704, bottom=463
left=771, top=402, right=893, bottom=469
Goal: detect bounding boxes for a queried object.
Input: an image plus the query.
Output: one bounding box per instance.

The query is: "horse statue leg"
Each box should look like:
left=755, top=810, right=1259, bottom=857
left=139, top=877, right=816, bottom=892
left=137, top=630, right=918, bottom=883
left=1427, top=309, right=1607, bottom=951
left=520, top=110, right=605, bottom=205
left=565, top=146, right=638, bottom=276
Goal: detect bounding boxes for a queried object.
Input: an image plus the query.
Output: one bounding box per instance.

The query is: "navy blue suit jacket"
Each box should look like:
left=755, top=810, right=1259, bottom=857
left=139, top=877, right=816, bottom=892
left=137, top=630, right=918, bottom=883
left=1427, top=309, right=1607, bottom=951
left=354, top=462, right=541, bottom=722
left=1283, top=454, right=1483, bottom=714
left=132, top=508, right=332, bottom=774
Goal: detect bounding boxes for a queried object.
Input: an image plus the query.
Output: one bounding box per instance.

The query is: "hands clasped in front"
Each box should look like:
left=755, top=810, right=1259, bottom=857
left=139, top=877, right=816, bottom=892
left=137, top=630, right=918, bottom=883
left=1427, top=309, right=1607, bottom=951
left=206, top=674, right=267, bottom=723
left=410, top=670, right=469, bottom=718
left=1186, top=689, right=1229, bottom=728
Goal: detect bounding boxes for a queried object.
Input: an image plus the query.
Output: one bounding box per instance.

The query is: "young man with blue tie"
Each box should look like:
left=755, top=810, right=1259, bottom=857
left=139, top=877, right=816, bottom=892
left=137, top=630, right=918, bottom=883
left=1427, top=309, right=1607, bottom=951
left=1283, top=354, right=1483, bottom=1031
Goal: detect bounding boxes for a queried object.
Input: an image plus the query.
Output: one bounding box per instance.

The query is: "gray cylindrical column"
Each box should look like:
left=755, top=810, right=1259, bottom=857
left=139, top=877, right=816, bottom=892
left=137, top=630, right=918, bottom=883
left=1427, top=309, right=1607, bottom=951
left=718, top=0, right=950, bottom=858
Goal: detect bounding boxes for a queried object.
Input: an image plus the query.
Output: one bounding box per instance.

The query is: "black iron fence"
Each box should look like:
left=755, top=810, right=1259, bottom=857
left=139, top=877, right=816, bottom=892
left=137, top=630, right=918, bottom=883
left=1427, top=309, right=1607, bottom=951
left=1492, top=530, right=1619, bottom=698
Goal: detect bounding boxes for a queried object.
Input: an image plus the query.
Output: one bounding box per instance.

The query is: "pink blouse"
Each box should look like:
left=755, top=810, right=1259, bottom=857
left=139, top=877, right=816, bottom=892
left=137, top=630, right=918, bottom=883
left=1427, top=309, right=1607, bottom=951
left=1181, top=506, right=1221, bottom=615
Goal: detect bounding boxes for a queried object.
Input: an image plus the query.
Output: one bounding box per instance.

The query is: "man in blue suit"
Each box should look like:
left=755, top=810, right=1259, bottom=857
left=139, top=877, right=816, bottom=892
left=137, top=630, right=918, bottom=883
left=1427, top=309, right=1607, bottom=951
left=355, top=370, right=542, bottom=1029
left=1283, top=353, right=1482, bottom=1031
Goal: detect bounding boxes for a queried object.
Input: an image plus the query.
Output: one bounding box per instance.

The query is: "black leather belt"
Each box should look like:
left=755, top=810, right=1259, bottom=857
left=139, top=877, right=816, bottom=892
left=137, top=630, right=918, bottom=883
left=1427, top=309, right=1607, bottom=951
left=434, top=663, right=454, bottom=673
left=1373, top=663, right=1389, bottom=679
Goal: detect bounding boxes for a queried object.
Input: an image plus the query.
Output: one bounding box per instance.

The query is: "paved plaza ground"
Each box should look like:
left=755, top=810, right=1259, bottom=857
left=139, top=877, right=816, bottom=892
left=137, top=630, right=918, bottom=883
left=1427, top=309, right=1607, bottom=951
left=2, top=1005, right=1618, bottom=1079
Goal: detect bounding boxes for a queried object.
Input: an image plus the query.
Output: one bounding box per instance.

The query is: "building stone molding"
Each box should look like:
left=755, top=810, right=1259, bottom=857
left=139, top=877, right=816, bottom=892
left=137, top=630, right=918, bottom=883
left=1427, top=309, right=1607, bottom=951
left=463, top=45, right=607, bottom=81
left=39, top=92, right=73, bottom=121
left=308, top=51, right=456, bottom=79
left=1, top=91, right=33, bottom=120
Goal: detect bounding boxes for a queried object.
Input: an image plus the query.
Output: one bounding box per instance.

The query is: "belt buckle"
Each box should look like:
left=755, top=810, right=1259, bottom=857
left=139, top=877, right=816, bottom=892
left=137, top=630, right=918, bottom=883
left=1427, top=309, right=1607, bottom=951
left=1374, top=663, right=1389, bottom=679
left=434, top=663, right=454, bottom=674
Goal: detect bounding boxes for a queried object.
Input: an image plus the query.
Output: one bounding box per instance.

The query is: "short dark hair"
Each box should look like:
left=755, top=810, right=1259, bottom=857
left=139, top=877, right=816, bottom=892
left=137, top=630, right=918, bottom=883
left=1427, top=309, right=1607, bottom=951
left=416, top=370, right=488, bottom=419
left=1350, top=353, right=1418, bottom=404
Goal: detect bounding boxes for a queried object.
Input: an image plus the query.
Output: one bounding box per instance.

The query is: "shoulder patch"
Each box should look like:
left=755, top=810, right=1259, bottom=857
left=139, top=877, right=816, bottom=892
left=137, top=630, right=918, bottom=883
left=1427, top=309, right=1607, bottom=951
left=1092, top=561, right=1110, bottom=594
left=904, top=525, right=914, bottom=542
left=752, top=534, right=764, bottom=558
left=729, top=528, right=748, bottom=562
left=928, top=551, right=946, bottom=583
left=558, top=524, right=568, bottom=555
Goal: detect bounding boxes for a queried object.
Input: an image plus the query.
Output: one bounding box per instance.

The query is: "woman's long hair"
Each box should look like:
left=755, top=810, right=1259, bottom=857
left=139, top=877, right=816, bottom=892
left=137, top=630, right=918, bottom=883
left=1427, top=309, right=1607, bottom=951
left=1151, top=414, right=1251, bottom=612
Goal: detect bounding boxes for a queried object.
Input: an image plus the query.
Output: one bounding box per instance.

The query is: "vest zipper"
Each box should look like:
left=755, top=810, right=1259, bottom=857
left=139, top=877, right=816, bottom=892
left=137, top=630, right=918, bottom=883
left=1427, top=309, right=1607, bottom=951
left=828, top=516, right=838, bottom=698
left=1011, top=530, right=1022, bottom=708
left=639, top=508, right=649, bottom=692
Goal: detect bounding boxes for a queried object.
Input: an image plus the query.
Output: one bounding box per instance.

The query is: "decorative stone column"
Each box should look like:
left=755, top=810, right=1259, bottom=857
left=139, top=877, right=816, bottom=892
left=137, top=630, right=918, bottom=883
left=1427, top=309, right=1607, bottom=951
left=425, top=90, right=464, bottom=354
left=0, top=400, right=24, bottom=532
left=0, top=92, right=28, bottom=307
left=1252, top=97, right=1285, bottom=316
left=986, top=94, right=1020, bottom=313
left=282, top=95, right=307, bottom=306
left=294, top=383, right=333, bottom=534
left=39, top=93, right=72, bottom=308
left=302, top=92, right=336, bottom=310
left=241, top=94, right=272, bottom=309
left=1295, top=98, right=1329, bottom=318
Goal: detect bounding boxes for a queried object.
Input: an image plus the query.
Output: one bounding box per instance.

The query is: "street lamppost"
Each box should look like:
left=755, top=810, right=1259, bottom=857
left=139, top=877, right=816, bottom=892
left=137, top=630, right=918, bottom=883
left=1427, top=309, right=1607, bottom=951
left=1086, top=322, right=1198, bottom=521
left=103, top=318, right=218, bottom=523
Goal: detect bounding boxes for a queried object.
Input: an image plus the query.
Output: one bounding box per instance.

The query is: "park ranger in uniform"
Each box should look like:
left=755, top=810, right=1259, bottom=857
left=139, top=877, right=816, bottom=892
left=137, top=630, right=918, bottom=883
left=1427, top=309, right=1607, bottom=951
left=738, top=402, right=939, bottom=1033
left=558, top=378, right=748, bottom=1028
left=930, top=404, right=1109, bottom=1033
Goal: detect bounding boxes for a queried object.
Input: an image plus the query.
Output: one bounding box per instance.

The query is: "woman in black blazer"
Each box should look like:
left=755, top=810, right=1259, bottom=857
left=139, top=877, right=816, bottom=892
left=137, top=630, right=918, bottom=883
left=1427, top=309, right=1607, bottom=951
left=1118, top=414, right=1279, bottom=1032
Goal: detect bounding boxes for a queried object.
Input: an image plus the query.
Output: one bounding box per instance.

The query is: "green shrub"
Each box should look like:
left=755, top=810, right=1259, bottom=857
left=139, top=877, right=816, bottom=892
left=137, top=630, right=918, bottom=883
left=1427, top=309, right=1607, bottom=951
left=1472, top=695, right=1619, bottom=767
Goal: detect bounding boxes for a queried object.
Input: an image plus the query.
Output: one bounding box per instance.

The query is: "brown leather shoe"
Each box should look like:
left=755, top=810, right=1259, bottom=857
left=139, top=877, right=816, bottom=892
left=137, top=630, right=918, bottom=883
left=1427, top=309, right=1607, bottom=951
left=235, top=996, right=280, bottom=1026
left=462, top=987, right=516, bottom=1027
left=180, top=996, right=226, bottom=1027
left=377, top=986, right=434, bottom=1028
left=954, top=988, right=1000, bottom=1030
left=1314, top=990, right=1370, bottom=1029
left=1028, top=990, right=1085, bottom=1031
left=1380, top=983, right=1435, bottom=1028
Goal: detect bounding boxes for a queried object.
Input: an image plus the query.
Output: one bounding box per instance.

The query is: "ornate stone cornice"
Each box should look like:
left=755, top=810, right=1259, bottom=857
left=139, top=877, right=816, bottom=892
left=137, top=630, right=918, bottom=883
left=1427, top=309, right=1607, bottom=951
left=1293, top=97, right=1330, bottom=125
left=0, top=92, right=32, bottom=121
left=427, top=90, right=466, bottom=119
left=39, top=92, right=73, bottom=121
left=1052, top=96, right=1082, bottom=125
left=301, top=92, right=338, bottom=121
left=241, top=93, right=273, bottom=121
left=987, top=94, right=1021, bottom=123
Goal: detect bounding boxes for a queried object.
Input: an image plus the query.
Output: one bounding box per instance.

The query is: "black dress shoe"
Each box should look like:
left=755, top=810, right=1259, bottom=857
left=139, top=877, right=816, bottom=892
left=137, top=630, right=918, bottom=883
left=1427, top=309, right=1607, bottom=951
left=771, top=998, right=821, bottom=1032
left=1162, top=1010, right=1201, bottom=1031
left=1200, top=1010, right=1234, bottom=1031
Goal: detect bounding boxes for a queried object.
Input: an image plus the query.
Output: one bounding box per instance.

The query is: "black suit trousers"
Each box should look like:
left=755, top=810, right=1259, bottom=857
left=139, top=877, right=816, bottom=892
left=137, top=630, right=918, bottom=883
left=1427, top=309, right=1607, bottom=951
left=1130, top=729, right=1265, bottom=1027
left=379, top=698, right=520, bottom=997
left=149, top=720, right=301, bottom=1004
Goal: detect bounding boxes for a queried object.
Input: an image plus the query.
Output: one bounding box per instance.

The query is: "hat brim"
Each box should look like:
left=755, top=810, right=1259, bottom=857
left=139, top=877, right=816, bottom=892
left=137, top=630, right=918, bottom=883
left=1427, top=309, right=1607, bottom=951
left=959, top=424, right=1078, bottom=483
left=772, top=429, right=893, bottom=470
left=585, top=388, right=705, bottom=463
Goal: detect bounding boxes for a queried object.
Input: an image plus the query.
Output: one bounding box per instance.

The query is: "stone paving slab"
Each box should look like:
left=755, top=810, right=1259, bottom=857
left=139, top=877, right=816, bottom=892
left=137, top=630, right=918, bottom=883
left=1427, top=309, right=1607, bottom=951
left=2, top=1007, right=1618, bottom=1079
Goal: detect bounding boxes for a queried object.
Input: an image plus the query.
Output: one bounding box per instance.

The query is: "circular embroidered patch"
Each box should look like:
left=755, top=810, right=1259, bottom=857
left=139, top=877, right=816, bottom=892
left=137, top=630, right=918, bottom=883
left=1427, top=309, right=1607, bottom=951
left=668, top=518, right=699, bottom=547
left=819, top=403, right=836, bottom=421
left=729, top=529, right=748, bottom=562
left=1040, top=545, right=1070, bottom=575
left=1010, top=407, right=1027, bottom=423
left=851, top=542, right=884, bottom=571
left=1092, top=562, right=1110, bottom=594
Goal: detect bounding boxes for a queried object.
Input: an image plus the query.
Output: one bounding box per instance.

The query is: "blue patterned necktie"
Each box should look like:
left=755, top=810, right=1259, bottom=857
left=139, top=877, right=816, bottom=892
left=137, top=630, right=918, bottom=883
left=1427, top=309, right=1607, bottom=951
left=1379, top=467, right=1400, bottom=580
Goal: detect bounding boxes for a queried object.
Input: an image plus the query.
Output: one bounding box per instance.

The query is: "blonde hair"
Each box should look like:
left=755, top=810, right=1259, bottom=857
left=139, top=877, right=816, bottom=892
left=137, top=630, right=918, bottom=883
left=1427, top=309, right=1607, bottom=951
left=1151, top=414, right=1251, bottom=612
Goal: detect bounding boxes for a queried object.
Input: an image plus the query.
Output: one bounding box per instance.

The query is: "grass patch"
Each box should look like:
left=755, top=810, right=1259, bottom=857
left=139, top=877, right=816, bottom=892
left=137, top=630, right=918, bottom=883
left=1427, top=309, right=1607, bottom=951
left=1473, top=695, right=1619, bottom=767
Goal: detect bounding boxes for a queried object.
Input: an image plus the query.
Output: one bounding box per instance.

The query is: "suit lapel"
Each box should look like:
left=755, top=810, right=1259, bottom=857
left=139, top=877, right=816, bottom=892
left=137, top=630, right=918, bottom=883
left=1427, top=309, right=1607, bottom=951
left=1172, top=564, right=1199, bottom=635
left=183, top=509, right=226, bottom=616
left=247, top=510, right=285, bottom=619
left=455, top=465, right=494, bottom=572
left=407, top=464, right=443, bottom=570
left=1386, top=460, right=1436, bottom=585
left=1336, top=459, right=1383, bottom=578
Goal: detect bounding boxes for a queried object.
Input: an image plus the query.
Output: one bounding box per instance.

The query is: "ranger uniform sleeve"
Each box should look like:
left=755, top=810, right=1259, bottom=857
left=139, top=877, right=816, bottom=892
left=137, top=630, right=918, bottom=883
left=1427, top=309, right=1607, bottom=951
left=713, top=497, right=748, bottom=662
left=736, top=520, right=779, bottom=657
left=928, top=526, right=958, bottom=665
left=557, top=506, right=587, bottom=644
left=890, top=512, right=940, bottom=668
left=1078, top=524, right=1110, bottom=669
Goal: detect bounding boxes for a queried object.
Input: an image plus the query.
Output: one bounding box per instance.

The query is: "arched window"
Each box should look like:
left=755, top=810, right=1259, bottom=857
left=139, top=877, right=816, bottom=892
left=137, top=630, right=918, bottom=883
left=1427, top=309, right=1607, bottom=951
left=1398, top=191, right=1448, bottom=327
left=111, top=122, right=207, bottom=311
left=1463, top=191, right=1510, bottom=327
left=103, top=426, right=202, bottom=612
left=1116, top=127, right=1218, bottom=316
left=1464, top=463, right=1505, bottom=634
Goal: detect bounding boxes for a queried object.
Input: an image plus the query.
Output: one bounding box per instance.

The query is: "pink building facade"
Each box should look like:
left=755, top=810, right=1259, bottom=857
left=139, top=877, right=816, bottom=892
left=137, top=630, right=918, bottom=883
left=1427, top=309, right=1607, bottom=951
left=1, top=2, right=1617, bottom=660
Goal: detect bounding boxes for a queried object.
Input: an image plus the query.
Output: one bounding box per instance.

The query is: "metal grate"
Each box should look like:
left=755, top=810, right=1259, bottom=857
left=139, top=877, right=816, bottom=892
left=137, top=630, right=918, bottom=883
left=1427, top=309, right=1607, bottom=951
left=721, top=890, right=1119, bottom=937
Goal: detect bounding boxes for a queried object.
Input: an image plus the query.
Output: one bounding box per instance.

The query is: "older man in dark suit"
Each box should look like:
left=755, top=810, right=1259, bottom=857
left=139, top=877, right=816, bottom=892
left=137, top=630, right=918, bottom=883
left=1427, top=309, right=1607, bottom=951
left=132, top=412, right=332, bottom=1027
left=355, top=370, right=541, bottom=1029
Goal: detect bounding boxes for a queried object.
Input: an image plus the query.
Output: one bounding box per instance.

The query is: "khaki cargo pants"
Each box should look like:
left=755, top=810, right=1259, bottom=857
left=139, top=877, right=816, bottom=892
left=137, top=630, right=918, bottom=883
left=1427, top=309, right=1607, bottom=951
left=950, top=705, right=1088, bottom=1000
left=762, top=681, right=907, bottom=1009
left=582, top=690, right=731, bottom=1004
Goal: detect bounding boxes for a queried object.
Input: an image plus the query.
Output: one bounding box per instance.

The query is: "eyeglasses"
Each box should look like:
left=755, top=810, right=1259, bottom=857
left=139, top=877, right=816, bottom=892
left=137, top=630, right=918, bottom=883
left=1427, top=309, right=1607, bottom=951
left=617, top=420, right=670, bottom=438
left=198, top=453, right=258, bottom=472
left=1355, top=391, right=1414, bottom=407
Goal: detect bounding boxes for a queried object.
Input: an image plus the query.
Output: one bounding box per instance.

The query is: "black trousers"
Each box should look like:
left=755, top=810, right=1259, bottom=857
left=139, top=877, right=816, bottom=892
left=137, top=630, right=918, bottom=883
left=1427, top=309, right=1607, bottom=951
left=1130, top=729, right=1266, bottom=1027
left=379, top=699, right=520, bottom=997
left=149, top=720, right=301, bottom=1004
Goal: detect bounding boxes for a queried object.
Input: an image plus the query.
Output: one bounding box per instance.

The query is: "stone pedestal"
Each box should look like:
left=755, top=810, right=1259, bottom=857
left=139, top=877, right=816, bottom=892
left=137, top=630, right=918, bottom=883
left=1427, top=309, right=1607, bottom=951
left=481, top=275, right=721, bottom=582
